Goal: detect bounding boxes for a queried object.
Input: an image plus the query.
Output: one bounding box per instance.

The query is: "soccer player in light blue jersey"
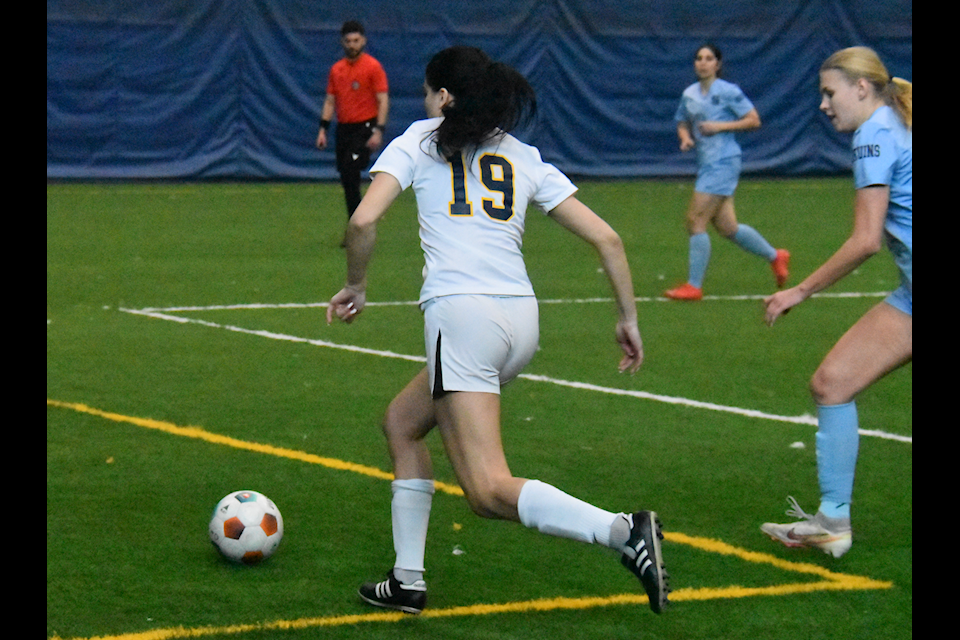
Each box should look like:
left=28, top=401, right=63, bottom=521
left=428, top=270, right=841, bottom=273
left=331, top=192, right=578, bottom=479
left=762, top=47, right=912, bottom=558
left=665, top=44, right=790, bottom=300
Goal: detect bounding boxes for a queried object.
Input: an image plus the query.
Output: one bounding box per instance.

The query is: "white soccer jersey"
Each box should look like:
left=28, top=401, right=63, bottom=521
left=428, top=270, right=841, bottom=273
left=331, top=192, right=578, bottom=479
left=370, top=117, right=578, bottom=304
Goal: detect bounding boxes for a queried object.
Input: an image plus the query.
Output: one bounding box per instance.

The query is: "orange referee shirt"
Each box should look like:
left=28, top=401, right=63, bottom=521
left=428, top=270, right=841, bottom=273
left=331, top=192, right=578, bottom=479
left=326, top=53, right=388, bottom=124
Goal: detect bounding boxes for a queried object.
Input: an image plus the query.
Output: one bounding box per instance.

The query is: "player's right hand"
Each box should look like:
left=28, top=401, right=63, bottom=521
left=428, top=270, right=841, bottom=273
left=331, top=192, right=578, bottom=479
left=616, top=319, right=644, bottom=374
left=326, top=287, right=366, bottom=324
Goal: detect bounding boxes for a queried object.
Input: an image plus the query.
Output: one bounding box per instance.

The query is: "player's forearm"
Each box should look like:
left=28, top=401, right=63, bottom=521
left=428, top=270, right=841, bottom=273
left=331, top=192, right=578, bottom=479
left=718, top=111, right=761, bottom=133
left=375, top=93, right=389, bottom=127
left=342, top=173, right=404, bottom=290
left=597, top=237, right=638, bottom=324
left=796, top=237, right=879, bottom=300
left=797, top=186, right=887, bottom=298
left=344, top=221, right=376, bottom=291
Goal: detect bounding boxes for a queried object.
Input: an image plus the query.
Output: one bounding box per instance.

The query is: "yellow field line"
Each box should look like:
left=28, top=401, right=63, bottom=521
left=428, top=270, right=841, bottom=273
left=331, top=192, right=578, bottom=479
left=662, top=531, right=889, bottom=586
left=46, top=398, right=463, bottom=496
left=48, top=579, right=892, bottom=640
left=47, top=399, right=893, bottom=640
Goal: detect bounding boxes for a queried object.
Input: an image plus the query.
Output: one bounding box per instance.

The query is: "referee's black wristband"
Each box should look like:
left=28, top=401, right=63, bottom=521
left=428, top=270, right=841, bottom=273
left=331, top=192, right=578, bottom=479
left=320, top=119, right=331, bottom=131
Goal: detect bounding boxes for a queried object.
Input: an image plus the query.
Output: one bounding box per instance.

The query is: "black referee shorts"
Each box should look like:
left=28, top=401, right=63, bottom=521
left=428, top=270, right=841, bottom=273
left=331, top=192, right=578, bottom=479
left=335, top=119, right=375, bottom=177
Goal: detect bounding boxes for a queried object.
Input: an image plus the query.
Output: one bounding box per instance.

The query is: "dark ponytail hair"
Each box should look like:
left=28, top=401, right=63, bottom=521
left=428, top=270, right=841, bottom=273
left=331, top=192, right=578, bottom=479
left=425, top=46, right=536, bottom=158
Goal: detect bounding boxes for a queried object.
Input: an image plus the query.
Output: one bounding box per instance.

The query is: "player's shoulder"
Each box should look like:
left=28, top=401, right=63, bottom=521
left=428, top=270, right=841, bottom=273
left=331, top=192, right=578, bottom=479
left=855, top=106, right=909, bottom=144
left=401, top=117, right=442, bottom=138
left=714, top=78, right=746, bottom=96
left=681, top=82, right=700, bottom=98
left=481, top=132, right=545, bottom=162
left=386, top=118, right=442, bottom=158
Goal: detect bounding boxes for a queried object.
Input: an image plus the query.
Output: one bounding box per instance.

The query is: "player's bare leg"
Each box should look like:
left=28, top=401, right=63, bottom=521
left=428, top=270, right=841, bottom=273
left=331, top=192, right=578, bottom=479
left=665, top=192, right=724, bottom=300
left=434, top=390, right=670, bottom=612
left=763, top=302, right=911, bottom=558
left=434, top=390, right=525, bottom=520
left=359, top=369, right=436, bottom=614
left=383, top=368, right=435, bottom=480
left=810, top=302, right=912, bottom=406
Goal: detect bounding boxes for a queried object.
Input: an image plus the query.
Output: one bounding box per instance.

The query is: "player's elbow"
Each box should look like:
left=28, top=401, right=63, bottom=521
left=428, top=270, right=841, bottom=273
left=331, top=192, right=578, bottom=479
left=849, top=231, right=883, bottom=258
left=595, top=228, right=625, bottom=257
left=348, top=210, right=378, bottom=233
left=860, top=238, right=883, bottom=257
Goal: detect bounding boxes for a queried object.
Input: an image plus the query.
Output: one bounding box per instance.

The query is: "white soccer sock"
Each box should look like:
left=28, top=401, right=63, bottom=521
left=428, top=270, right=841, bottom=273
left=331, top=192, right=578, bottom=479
left=516, top=479, right=621, bottom=549
left=391, top=478, right=434, bottom=584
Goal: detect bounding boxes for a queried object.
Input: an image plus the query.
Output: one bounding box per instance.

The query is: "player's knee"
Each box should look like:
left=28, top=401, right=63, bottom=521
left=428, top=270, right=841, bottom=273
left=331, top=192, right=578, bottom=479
left=382, top=397, right=414, bottom=443
left=684, top=215, right=706, bottom=235
left=716, top=219, right=739, bottom=238
left=464, top=494, right=498, bottom=519
left=463, top=481, right=514, bottom=520
left=809, top=365, right=853, bottom=406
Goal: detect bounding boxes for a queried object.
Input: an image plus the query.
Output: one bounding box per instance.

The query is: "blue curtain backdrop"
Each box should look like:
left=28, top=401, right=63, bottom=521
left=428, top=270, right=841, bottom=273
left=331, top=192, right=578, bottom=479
left=47, top=1, right=911, bottom=179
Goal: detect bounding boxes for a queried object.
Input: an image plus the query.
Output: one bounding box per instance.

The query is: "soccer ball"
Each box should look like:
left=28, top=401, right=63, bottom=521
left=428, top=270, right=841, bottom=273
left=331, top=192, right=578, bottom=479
left=209, top=490, right=284, bottom=565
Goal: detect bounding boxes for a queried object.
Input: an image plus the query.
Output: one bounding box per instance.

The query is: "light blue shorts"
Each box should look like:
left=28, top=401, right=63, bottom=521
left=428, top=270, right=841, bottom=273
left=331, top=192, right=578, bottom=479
left=423, top=295, right=539, bottom=398
left=695, top=155, right=741, bottom=197
left=884, top=236, right=912, bottom=316
left=885, top=283, right=912, bottom=317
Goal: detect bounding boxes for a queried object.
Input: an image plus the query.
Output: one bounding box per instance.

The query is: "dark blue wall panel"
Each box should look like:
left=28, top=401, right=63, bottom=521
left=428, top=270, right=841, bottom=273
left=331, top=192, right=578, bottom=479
left=47, top=1, right=912, bottom=179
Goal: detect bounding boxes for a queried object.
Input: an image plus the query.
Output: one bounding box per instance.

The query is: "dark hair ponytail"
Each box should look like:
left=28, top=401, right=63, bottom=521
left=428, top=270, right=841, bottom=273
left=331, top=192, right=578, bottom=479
left=425, top=46, right=536, bottom=158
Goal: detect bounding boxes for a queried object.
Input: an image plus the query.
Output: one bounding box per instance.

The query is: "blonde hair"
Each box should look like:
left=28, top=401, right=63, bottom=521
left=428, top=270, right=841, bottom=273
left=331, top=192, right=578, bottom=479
left=821, top=46, right=912, bottom=129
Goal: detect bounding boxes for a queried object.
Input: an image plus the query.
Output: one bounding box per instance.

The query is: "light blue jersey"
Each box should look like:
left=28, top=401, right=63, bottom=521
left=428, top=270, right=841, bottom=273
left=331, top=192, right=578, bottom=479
left=852, top=105, right=912, bottom=312
left=675, top=78, right=755, bottom=166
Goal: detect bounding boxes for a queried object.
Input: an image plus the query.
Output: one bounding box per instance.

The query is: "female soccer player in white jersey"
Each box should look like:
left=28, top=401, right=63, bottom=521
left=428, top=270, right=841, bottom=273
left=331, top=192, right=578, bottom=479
left=761, top=47, right=912, bottom=557
left=664, top=44, right=790, bottom=301
left=326, top=46, right=669, bottom=614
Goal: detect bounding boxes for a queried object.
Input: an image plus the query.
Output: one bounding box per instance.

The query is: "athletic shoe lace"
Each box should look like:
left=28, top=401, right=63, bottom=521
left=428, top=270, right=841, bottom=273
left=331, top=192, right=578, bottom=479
left=784, top=496, right=815, bottom=521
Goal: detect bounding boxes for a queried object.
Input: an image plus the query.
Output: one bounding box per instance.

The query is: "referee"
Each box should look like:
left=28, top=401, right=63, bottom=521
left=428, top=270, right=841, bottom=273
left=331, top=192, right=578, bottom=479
left=316, top=21, right=390, bottom=223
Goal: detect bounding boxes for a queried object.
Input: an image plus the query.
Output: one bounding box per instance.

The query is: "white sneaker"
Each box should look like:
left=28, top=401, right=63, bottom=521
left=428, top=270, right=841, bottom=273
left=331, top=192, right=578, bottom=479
left=761, top=496, right=852, bottom=558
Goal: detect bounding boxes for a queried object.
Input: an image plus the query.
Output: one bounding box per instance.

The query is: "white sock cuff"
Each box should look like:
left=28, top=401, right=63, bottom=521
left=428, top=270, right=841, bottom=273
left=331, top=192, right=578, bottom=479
left=392, top=478, right=435, bottom=495
left=516, top=479, right=544, bottom=529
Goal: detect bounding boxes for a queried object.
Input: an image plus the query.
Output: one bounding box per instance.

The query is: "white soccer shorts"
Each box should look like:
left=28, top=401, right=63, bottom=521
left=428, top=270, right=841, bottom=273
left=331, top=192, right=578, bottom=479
left=422, top=294, right=539, bottom=397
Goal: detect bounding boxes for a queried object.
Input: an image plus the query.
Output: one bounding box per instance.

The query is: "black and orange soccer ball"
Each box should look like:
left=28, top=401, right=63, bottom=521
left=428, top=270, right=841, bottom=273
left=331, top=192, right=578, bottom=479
left=209, top=490, right=284, bottom=565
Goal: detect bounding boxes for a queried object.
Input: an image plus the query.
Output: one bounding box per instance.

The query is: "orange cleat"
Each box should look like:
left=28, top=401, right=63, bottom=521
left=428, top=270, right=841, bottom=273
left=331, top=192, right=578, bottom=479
left=771, top=249, right=790, bottom=288
left=663, top=283, right=703, bottom=301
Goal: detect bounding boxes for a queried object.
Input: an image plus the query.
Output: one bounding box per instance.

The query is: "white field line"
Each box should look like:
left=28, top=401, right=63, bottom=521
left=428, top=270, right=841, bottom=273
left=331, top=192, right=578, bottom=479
left=119, top=307, right=425, bottom=364
left=118, top=294, right=911, bottom=445
left=131, top=290, right=889, bottom=313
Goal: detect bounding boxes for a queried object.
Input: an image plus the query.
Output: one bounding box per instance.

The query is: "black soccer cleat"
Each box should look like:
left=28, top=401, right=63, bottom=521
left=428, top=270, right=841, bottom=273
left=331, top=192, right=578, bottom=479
left=620, top=510, right=670, bottom=613
left=358, top=570, right=427, bottom=614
